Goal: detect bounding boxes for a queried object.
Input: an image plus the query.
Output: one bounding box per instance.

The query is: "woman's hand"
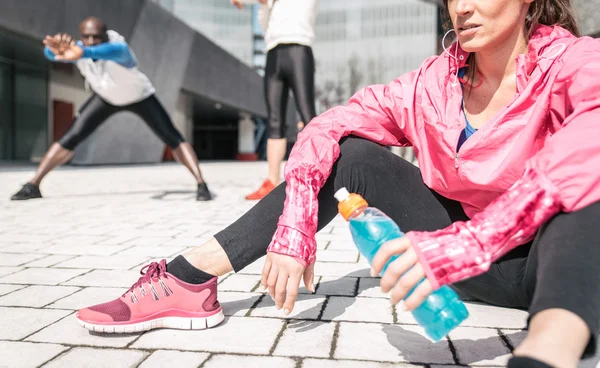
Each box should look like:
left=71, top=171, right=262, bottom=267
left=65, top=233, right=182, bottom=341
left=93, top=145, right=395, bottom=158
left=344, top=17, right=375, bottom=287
left=371, top=236, right=434, bottom=311
left=261, top=252, right=315, bottom=315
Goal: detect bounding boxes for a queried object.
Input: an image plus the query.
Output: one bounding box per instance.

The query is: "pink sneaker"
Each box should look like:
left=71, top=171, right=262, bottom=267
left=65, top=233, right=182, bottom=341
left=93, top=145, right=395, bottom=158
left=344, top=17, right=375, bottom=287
left=76, top=259, right=224, bottom=333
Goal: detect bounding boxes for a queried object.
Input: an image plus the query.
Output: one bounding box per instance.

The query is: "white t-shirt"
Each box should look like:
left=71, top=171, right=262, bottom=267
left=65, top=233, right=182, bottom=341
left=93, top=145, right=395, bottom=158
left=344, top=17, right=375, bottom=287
left=75, top=30, right=155, bottom=106
left=239, top=0, right=319, bottom=51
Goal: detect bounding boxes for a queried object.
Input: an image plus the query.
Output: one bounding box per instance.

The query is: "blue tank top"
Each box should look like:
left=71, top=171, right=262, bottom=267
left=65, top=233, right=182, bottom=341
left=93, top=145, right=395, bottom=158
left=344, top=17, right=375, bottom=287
left=456, top=67, right=477, bottom=151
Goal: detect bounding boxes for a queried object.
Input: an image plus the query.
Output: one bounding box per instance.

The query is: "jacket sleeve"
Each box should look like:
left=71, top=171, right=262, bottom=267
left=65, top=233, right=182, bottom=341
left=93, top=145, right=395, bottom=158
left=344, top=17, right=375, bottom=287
left=267, top=64, right=429, bottom=266
left=81, top=42, right=136, bottom=68
left=407, top=41, right=600, bottom=289
left=44, top=47, right=57, bottom=61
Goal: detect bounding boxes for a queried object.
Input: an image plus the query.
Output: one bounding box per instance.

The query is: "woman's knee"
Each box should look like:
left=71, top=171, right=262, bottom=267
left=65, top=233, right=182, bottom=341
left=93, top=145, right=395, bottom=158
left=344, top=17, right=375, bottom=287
left=337, top=136, right=411, bottom=173
left=338, top=136, right=389, bottom=162
left=331, top=136, right=417, bottom=196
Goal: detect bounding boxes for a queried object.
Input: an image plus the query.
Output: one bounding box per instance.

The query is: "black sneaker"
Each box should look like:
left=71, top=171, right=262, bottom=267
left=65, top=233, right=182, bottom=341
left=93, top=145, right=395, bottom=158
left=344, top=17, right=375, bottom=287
left=197, top=182, right=213, bottom=201
left=11, top=183, right=42, bottom=200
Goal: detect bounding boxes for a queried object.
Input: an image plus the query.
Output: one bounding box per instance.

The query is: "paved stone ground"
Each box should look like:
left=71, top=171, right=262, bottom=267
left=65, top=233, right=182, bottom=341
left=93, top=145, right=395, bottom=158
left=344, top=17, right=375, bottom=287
left=0, top=162, right=598, bottom=368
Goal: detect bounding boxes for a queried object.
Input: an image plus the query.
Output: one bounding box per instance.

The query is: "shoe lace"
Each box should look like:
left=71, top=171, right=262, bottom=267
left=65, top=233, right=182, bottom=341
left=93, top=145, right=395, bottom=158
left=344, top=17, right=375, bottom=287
left=123, top=259, right=168, bottom=297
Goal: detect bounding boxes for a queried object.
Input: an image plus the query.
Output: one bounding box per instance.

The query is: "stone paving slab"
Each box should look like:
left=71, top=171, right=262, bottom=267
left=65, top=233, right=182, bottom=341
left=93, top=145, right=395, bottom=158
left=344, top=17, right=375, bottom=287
left=138, top=350, right=210, bottom=368
left=0, top=306, right=71, bottom=340
left=1, top=162, right=598, bottom=367
left=202, top=355, right=297, bottom=368
left=0, top=341, right=68, bottom=368
left=0, top=285, right=80, bottom=308
left=42, top=347, right=148, bottom=368
left=26, top=314, right=140, bottom=348
left=131, top=317, right=284, bottom=354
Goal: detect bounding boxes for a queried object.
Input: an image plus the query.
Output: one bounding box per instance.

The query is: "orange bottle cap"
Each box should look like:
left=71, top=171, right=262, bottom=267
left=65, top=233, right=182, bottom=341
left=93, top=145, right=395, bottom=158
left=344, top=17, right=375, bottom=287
left=336, top=188, right=368, bottom=221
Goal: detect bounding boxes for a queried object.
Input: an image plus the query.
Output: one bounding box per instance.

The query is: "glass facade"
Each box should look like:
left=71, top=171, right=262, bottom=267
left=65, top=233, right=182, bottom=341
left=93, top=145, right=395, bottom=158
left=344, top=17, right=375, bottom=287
left=155, top=0, right=254, bottom=66
left=251, top=4, right=266, bottom=75
left=312, top=0, right=438, bottom=113
left=0, top=29, right=49, bottom=161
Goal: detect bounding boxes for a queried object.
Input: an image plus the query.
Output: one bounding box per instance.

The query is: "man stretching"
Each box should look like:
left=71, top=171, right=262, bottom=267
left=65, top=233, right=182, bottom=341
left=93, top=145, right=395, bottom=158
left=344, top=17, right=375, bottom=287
left=11, top=17, right=213, bottom=201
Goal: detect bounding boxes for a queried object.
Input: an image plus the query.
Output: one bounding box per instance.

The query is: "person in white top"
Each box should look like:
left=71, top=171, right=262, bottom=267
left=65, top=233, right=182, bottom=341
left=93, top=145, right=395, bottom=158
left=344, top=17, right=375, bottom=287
left=11, top=17, right=213, bottom=201
left=233, top=0, right=320, bottom=200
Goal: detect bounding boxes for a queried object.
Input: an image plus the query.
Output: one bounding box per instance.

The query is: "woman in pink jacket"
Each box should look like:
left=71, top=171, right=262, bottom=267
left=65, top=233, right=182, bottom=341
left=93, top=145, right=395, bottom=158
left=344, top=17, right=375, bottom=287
left=77, top=0, right=599, bottom=366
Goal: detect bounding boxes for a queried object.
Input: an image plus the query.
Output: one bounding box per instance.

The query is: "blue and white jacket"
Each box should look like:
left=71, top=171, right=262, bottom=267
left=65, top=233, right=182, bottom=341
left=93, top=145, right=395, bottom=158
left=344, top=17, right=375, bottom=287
left=45, top=30, right=155, bottom=106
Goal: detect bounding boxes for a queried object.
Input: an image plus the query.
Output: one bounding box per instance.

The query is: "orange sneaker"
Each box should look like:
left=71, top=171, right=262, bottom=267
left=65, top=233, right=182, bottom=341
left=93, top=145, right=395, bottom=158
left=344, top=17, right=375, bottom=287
left=245, top=179, right=276, bottom=200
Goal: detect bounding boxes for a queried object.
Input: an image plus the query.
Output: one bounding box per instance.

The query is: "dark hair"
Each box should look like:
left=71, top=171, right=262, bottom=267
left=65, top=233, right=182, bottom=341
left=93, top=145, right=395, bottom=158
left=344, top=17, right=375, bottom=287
left=441, top=0, right=580, bottom=38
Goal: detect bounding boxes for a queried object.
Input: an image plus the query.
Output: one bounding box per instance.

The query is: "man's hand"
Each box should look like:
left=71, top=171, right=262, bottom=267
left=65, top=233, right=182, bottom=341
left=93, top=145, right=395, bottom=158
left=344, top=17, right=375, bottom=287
left=43, top=33, right=73, bottom=54
left=54, top=42, right=83, bottom=61
left=43, top=33, right=84, bottom=61
left=261, top=252, right=315, bottom=315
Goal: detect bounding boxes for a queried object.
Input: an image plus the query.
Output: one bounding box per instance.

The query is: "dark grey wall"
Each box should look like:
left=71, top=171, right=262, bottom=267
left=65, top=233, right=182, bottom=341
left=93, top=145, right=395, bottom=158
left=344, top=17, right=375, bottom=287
left=183, top=34, right=297, bottom=128
left=0, top=0, right=144, bottom=43
left=183, top=36, right=266, bottom=116
left=0, top=0, right=274, bottom=164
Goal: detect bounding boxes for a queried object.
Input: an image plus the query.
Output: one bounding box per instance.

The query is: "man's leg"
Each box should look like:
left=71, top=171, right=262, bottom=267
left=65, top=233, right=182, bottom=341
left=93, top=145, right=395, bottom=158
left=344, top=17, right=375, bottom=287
left=128, top=94, right=212, bottom=201
left=11, top=94, right=116, bottom=200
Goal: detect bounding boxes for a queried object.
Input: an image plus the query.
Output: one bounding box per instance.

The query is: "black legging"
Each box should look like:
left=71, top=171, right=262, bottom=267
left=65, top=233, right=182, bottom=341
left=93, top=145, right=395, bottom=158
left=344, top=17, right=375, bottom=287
left=58, top=94, right=185, bottom=150
left=215, top=136, right=600, bottom=358
left=264, top=43, right=317, bottom=139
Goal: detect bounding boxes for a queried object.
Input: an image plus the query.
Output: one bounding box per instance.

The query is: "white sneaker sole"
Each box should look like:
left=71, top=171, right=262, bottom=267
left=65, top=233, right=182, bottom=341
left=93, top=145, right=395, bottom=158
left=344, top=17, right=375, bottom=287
left=77, top=310, right=225, bottom=333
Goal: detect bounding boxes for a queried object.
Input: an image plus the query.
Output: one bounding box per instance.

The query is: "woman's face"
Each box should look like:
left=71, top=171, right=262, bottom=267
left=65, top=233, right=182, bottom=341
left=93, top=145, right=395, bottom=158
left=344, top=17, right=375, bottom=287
left=447, top=0, right=533, bottom=52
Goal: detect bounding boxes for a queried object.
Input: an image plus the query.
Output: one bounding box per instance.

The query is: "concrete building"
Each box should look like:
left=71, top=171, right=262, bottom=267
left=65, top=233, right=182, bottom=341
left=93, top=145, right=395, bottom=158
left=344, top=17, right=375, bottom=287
left=0, top=0, right=270, bottom=164
left=156, top=0, right=255, bottom=67
left=311, top=0, right=438, bottom=113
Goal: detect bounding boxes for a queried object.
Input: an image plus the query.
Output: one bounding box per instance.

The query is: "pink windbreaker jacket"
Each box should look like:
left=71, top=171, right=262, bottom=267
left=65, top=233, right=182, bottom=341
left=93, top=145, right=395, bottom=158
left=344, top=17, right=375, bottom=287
left=267, top=25, right=600, bottom=290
